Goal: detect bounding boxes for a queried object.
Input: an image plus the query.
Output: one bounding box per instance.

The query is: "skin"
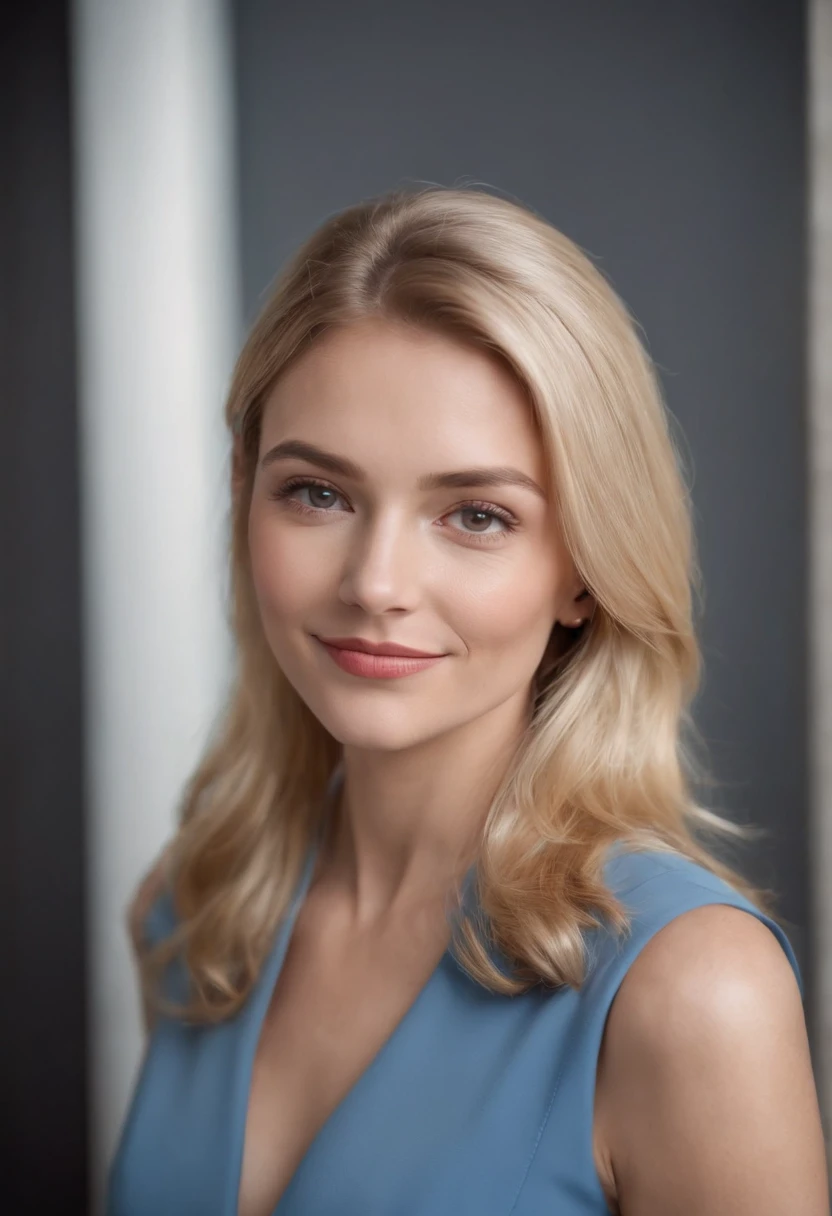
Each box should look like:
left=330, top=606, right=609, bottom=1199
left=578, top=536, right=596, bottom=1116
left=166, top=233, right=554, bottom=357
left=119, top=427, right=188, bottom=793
left=593, top=903, right=830, bottom=1214
left=133, top=315, right=830, bottom=1214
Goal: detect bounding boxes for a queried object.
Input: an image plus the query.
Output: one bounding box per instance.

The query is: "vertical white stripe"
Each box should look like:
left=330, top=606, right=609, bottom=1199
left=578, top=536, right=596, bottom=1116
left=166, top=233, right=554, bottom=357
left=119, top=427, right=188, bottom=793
left=71, top=1, right=240, bottom=1205
left=809, top=0, right=832, bottom=1151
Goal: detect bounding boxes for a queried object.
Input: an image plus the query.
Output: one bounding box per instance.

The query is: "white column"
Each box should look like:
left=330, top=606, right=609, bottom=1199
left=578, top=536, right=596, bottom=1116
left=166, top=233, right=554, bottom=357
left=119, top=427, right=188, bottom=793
left=71, top=1, right=240, bottom=1205
left=809, top=0, right=832, bottom=1153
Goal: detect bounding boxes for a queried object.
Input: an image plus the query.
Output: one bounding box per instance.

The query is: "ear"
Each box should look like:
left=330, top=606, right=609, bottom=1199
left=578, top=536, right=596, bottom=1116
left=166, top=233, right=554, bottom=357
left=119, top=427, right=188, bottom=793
left=555, top=585, right=595, bottom=629
left=574, top=586, right=596, bottom=622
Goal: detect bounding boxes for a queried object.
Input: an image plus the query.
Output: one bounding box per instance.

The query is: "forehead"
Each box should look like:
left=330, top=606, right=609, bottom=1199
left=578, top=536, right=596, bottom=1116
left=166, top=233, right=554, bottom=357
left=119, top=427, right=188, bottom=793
left=260, top=318, right=547, bottom=481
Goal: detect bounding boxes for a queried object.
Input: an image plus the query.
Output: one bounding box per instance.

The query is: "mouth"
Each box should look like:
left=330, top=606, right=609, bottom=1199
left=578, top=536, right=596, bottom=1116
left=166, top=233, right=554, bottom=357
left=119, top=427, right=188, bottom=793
left=312, top=636, right=448, bottom=680
left=315, top=635, right=444, bottom=658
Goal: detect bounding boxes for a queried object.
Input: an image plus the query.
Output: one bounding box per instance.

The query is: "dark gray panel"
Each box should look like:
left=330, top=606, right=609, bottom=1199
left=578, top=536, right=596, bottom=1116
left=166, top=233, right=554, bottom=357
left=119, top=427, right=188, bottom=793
left=0, top=3, right=88, bottom=1210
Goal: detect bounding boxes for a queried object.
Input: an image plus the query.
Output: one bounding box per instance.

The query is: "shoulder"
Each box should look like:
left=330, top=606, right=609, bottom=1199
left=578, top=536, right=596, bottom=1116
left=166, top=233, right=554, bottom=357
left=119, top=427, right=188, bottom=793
left=602, top=898, right=804, bottom=1053
left=594, top=890, right=828, bottom=1213
left=602, top=839, right=740, bottom=903
left=594, top=843, right=804, bottom=995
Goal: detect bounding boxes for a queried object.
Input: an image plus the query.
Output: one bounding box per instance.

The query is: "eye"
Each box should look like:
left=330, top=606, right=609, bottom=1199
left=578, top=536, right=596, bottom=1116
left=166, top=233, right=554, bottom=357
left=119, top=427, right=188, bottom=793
left=443, top=503, right=519, bottom=544
left=268, top=478, right=519, bottom=546
left=269, top=476, right=347, bottom=514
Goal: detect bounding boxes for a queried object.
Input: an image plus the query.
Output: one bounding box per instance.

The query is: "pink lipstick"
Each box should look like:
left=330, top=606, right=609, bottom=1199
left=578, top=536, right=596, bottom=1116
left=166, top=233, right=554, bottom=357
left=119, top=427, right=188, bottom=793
left=314, top=635, right=448, bottom=680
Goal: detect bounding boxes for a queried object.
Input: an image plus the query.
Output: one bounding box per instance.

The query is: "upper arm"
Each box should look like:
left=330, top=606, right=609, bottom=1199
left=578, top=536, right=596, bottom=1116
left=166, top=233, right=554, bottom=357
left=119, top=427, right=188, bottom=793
left=596, top=903, right=830, bottom=1216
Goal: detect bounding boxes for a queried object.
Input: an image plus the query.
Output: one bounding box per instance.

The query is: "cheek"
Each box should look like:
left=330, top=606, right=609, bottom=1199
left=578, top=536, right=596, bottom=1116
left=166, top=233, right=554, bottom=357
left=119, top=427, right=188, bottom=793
left=247, top=506, right=326, bottom=621
left=449, top=559, right=557, bottom=657
left=461, top=588, right=554, bottom=658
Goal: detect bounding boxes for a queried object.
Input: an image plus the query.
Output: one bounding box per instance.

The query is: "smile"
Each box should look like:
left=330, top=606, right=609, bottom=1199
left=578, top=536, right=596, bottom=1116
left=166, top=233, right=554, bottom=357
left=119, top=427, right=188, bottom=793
left=314, top=638, right=448, bottom=680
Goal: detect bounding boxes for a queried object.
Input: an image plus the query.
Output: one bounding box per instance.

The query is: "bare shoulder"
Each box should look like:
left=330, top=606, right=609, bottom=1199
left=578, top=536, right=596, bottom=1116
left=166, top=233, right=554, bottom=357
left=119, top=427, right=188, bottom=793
left=595, top=903, right=830, bottom=1216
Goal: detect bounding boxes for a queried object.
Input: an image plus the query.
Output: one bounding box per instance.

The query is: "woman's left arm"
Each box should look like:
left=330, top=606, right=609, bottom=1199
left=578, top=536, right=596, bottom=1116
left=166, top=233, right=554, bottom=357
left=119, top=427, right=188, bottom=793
left=595, top=903, right=830, bottom=1216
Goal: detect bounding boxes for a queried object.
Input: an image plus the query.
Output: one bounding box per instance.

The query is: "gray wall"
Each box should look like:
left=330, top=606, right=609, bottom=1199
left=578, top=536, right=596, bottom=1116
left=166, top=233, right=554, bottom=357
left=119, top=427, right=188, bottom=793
left=233, top=0, right=810, bottom=1026
left=809, top=0, right=832, bottom=1140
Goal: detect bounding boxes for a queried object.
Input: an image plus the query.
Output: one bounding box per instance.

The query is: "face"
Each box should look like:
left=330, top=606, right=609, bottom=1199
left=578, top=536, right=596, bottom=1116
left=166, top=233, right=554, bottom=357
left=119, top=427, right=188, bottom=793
left=248, top=316, right=581, bottom=755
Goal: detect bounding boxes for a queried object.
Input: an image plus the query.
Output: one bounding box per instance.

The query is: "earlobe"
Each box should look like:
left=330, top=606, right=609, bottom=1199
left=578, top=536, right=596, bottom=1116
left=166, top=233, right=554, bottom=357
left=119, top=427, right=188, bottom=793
left=556, top=587, right=594, bottom=630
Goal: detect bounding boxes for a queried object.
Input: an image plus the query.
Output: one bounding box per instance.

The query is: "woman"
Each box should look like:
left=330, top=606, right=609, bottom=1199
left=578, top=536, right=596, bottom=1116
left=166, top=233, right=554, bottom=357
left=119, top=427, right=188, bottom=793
left=107, top=186, right=829, bottom=1216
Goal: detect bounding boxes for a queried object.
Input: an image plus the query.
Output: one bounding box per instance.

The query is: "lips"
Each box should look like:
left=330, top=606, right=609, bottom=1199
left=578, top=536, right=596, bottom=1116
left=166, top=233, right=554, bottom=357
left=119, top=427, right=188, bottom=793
left=313, top=636, right=448, bottom=680
left=315, top=635, right=444, bottom=658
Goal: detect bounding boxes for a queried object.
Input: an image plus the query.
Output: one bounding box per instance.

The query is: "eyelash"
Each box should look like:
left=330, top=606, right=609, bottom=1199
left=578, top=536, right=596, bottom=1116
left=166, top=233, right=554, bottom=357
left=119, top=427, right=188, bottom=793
left=268, top=476, right=520, bottom=545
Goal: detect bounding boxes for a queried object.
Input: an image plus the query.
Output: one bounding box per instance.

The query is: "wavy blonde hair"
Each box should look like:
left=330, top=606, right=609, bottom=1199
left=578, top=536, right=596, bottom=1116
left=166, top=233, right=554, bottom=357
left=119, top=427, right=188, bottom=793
left=141, top=185, right=781, bottom=1024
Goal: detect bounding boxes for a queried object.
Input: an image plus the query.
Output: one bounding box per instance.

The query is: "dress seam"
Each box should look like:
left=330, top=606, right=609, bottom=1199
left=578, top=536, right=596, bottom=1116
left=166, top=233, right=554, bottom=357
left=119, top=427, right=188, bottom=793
left=505, top=1043, right=568, bottom=1215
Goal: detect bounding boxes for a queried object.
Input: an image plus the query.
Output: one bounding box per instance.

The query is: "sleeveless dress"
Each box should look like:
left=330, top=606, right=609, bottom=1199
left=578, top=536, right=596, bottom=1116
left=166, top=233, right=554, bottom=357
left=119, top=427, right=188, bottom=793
left=107, top=773, right=803, bottom=1216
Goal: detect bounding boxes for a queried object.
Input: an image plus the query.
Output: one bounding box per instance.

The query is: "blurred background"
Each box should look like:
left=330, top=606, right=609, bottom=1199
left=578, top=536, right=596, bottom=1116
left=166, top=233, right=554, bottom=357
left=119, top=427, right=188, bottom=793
left=3, top=0, right=830, bottom=1210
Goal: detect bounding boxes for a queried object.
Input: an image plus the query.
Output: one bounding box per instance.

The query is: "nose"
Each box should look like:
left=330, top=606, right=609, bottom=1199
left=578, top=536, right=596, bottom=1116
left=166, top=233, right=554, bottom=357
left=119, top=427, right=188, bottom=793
left=337, top=510, right=423, bottom=615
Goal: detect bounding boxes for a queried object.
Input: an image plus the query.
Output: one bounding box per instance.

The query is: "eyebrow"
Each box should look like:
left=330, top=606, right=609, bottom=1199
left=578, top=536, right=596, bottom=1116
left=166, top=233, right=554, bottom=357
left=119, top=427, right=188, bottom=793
left=259, top=439, right=548, bottom=500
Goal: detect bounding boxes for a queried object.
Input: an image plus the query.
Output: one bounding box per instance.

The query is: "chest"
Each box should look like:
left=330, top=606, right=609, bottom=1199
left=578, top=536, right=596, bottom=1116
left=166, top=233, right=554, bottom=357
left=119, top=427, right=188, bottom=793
left=109, top=928, right=621, bottom=1216
left=237, top=916, right=452, bottom=1216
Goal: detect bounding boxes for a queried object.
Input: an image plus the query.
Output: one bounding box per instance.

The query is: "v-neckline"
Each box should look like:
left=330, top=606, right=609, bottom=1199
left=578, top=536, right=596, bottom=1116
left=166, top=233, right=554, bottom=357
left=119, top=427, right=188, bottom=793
left=229, top=806, right=468, bottom=1216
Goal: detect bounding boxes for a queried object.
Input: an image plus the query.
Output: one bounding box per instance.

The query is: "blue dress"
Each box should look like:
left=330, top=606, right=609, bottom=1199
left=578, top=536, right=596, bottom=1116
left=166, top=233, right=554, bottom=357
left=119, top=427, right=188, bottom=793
left=107, top=777, right=802, bottom=1216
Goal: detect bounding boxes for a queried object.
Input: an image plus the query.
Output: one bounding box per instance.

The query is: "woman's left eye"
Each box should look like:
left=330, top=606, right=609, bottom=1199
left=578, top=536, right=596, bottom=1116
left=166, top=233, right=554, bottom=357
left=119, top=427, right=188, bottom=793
left=269, top=478, right=518, bottom=544
left=444, top=505, right=518, bottom=540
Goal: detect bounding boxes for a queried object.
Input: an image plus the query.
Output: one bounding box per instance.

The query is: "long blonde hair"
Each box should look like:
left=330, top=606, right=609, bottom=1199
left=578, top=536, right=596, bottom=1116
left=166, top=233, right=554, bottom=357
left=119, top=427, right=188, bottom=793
left=142, top=185, right=780, bottom=1023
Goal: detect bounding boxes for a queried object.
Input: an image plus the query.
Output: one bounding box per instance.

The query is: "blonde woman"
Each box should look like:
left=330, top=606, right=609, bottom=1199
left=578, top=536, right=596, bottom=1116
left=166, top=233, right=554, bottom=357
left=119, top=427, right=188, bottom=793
left=107, top=187, right=829, bottom=1216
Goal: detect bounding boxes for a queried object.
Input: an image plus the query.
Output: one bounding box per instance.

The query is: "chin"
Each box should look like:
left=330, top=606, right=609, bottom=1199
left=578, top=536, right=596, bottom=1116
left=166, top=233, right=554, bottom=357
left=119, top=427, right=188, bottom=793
left=307, top=693, right=446, bottom=754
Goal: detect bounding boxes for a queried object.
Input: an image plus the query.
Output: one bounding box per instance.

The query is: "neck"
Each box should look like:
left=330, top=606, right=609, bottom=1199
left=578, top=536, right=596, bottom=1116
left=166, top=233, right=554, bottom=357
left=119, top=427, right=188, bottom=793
left=319, top=691, right=531, bottom=928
